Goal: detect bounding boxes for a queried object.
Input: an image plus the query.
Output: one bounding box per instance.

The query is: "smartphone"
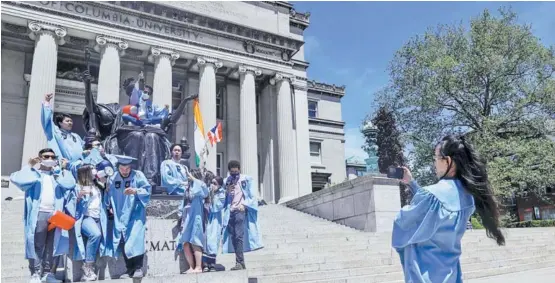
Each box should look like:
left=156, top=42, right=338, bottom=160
left=387, top=166, right=404, bottom=179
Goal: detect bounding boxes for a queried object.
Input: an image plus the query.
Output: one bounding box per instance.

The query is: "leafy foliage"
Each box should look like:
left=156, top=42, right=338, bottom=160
left=375, top=7, right=555, bottom=198
left=368, top=106, right=406, bottom=173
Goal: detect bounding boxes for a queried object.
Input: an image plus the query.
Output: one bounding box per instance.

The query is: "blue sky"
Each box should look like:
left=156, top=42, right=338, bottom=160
left=292, top=1, right=555, bottom=160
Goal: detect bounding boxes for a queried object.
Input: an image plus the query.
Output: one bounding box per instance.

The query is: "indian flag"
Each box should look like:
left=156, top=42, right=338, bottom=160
left=193, top=99, right=207, bottom=167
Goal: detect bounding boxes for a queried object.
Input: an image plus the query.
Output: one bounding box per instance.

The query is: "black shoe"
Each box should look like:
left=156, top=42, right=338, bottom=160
left=132, top=269, right=144, bottom=279
left=202, top=266, right=210, bottom=272
left=209, top=264, right=217, bottom=272
left=230, top=263, right=245, bottom=271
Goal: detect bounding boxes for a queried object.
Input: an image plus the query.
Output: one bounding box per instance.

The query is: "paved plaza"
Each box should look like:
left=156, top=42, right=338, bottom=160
left=468, top=267, right=555, bottom=283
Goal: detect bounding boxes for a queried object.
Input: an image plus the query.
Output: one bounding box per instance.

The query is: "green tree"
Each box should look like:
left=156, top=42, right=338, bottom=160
left=376, top=7, right=555, bottom=198
left=369, top=106, right=405, bottom=173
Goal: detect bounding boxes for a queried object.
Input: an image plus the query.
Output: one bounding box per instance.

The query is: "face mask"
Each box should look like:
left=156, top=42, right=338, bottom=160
left=142, top=93, right=150, bottom=100
left=41, top=159, right=57, bottom=168
left=230, top=172, right=240, bottom=177
left=91, top=169, right=98, bottom=176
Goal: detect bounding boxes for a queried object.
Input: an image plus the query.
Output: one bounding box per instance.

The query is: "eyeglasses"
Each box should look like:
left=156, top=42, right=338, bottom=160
left=92, top=142, right=101, bottom=148
left=41, top=155, right=57, bottom=160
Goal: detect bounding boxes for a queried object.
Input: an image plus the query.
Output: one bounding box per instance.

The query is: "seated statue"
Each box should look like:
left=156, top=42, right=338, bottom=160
left=81, top=69, right=196, bottom=187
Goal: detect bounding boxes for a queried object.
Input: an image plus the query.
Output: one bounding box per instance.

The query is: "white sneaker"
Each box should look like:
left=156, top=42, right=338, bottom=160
left=28, top=274, right=41, bottom=283
left=41, top=273, right=61, bottom=283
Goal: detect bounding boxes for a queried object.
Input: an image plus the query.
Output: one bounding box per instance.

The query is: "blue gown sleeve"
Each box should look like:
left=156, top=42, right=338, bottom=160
left=41, top=102, right=55, bottom=141
left=392, top=188, right=447, bottom=249
left=160, top=161, right=183, bottom=191
left=68, top=160, right=83, bottom=180
left=190, top=179, right=209, bottom=199
left=243, top=176, right=259, bottom=211
left=133, top=171, right=151, bottom=207
left=210, top=188, right=226, bottom=212
left=56, top=169, right=77, bottom=190
left=122, top=114, right=143, bottom=126
left=9, top=166, right=41, bottom=192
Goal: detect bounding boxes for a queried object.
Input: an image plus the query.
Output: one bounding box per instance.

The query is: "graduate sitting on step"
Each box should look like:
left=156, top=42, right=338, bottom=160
left=221, top=160, right=264, bottom=271
left=103, top=155, right=151, bottom=279
left=41, top=93, right=85, bottom=163
left=10, top=148, right=76, bottom=283
left=121, top=72, right=169, bottom=127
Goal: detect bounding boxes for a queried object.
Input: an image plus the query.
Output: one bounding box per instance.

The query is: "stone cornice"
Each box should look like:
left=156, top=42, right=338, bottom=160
left=307, top=80, right=346, bottom=98
left=289, top=9, right=310, bottom=29
left=292, top=59, right=310, bottom=70
left=309, top=128, right=345, bottom=137
left=309, top=117, right=346, bottom=128
left=238, top=65, right=262, bottom=76
left=6, top=1, right=299, bottom=67
left=149, top=47, right=180, bottom=65
left=94, top=35, right=128, bottom=55
left=28, top=21, right=67, bottom=45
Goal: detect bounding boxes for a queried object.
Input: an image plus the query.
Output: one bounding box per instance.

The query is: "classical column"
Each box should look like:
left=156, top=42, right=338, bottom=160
left=21, top=22, right=66, bottom=167
left=270, top=73, right=299, bottom=203
left=94, top=35, right=128, bottom=104
left=239, top=65, right=262, bottom=186
left=197, top=57, right=222, bottom=172
left=294, top=86, right=312, bottom=197
left=149, top=47, right=180, bottom=109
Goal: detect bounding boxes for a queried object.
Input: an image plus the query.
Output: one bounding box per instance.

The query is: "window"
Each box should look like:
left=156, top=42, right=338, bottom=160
left=216, top=153, right=223, bottom=177
left=310, top=142, right=321, bottom=164
left=356, top=170, right=365, bottom=177
left=308, top=100, right=318, bottom=118
left=216, top=84, right=225, bottom=120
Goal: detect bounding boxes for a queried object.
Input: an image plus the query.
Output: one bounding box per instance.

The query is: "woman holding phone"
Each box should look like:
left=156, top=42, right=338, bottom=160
left=72, top=164, right=111, bottom=281
left=392, top=135, right=505, bottom=283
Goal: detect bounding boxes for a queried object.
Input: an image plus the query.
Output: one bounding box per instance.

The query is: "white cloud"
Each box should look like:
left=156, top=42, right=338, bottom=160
left=344, top=127, right=367, bottom=161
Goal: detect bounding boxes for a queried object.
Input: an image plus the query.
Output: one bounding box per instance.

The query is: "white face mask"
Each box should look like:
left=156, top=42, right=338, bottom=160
left=142, top=93, right=150, bottom=100
left=41, top=159, right=57, bottom=168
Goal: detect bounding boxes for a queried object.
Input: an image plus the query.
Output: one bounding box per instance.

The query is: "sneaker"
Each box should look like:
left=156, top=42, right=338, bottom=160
left=230, top=263, right=245, bottom=271
left=202, top=266, right=210, bottom=272
left=119, top=269, right=133, bottom=279
left=81, top=263, right=97, bottom=281
left=132, top=269, right=144, bottom=279
left=208, top=264, right=217, bottom=272
left=41, top=273, right=61, bottom=283
left=29, top=274, right=41, bottom=283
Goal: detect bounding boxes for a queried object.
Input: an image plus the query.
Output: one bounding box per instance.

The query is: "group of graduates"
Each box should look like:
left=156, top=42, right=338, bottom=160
left=10, top=93, right=262, bottom=283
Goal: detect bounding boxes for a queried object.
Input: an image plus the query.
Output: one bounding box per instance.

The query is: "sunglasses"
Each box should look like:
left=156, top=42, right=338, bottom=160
left=41, top=155, right=57, bottom=160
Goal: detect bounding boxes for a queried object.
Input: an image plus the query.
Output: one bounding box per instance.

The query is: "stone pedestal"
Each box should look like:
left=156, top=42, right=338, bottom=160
left=67, top=196, right=188, bottom=280
left=21, top=22, right=66, bottom=167
left=285, top=175, right=402, bottom=232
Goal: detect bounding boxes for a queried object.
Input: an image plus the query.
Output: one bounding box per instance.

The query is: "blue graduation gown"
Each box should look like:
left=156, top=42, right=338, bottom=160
left=176, top=179, right=209, bottom=249
left=70, top=184, right=110, bottom=261
left=221, top=175, right=264, bottom=253
left=41, top=102, right=84, bottom=162
left=392, top=179, right=476, bottom=283
left=204, top=187, right=226, bottom=255
left=67, top=150, right=117, bottom=180
left=105, top=170, right=151, bottom=259
left=160, top=159, right=188, bottom=195
left=9, top=166, right=76, bottom=259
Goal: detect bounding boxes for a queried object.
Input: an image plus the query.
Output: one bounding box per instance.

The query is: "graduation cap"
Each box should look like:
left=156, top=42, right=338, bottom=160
left=113, top=155, right=137, bottom=166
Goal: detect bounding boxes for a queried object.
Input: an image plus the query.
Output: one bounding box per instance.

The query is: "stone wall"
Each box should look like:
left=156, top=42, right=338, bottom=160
left=285, top=175, right=401, bottom=232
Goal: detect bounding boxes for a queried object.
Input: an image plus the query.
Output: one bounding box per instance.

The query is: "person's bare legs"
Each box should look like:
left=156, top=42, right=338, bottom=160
left=183, top=243, right=195, bottom=273
left=192, top=245, right=203, bottom=273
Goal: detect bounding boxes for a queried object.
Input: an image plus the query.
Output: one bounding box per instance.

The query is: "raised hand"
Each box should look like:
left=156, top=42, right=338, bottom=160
left=29, top=157, right=41, bottom=167
left=81, top=69, right=92, bottom=82
left=44, top=93, right=54, bottom=102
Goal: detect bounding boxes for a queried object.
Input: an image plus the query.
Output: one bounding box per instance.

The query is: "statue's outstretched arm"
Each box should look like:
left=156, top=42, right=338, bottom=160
left=160, top=93, right=198, bottom=133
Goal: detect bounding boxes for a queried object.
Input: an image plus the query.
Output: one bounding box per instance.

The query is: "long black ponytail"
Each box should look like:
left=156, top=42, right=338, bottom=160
left=438, top=135, right=505, bottom=246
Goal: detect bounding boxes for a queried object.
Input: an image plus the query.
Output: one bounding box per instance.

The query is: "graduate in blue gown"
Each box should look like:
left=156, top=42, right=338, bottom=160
left=67, top=136, right=117, bottom=180
left=202, top=175, right=226, bottom=272
left=122, top=73, right=169, bottom=127
left=41, top=93, right=84, bottom=163
left=10, top=148, right=76, bottom=283
left=70, top=160, right=113, bottom=282
left=392, top=135, right=505, bottom=283
left=175, top=169, right=210, bottom=274
left=104, top=155, right=151, bottom=279
left=221, top=160, right=263, bottom=271
left=160, top=144, right=190, bottom=195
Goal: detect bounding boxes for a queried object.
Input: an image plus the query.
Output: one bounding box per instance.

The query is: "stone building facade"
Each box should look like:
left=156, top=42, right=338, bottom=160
left=1, top=1, right=346, bottom=203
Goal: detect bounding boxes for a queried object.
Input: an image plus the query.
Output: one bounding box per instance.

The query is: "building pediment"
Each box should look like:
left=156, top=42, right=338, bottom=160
left=12, top=1, right=304, bottom=65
